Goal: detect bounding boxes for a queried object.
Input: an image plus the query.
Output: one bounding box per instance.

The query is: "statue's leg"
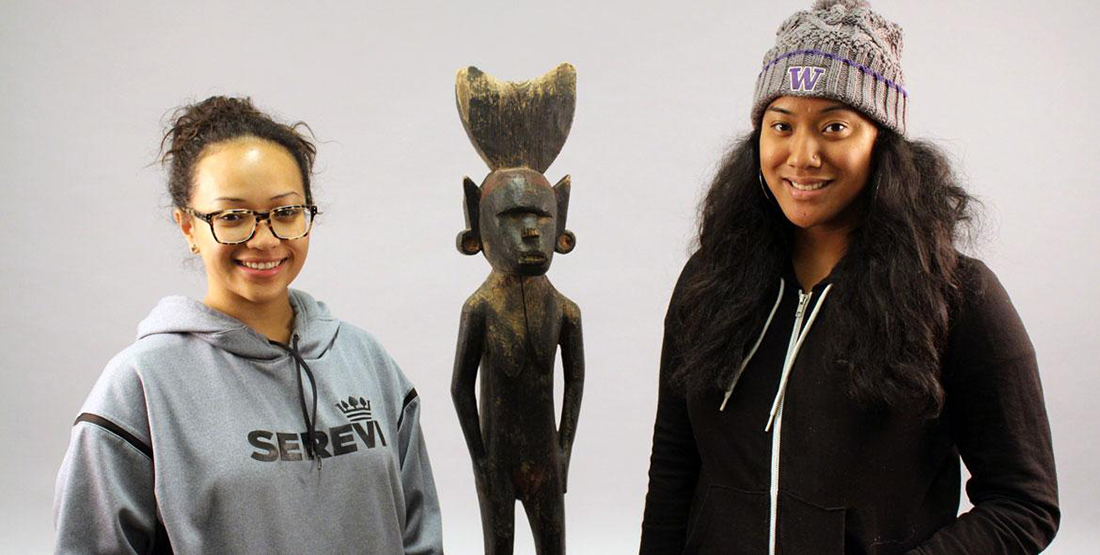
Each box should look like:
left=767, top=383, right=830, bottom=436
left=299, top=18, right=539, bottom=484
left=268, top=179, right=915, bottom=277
left=476, top=468, right=516, bottom=555
left=522, top=475, right=565, bottom=555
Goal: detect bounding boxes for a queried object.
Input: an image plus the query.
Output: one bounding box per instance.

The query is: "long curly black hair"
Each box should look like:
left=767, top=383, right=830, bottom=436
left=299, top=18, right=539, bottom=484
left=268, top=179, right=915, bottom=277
left=670, top=126, right=976, bottom=417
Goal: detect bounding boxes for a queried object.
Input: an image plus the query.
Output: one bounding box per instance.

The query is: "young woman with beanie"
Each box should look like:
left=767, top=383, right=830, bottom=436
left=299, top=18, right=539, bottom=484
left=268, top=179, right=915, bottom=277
left=639, top=1, right=1059, bottom=554
left=54, top=96, right=443, bottom=554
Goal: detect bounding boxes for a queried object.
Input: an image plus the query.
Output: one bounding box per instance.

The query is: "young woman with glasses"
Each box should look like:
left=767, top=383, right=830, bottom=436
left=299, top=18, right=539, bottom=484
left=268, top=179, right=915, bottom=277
left=54, top=96, right=443, bottom=554
left=640, top=1, right=1059, bottom=553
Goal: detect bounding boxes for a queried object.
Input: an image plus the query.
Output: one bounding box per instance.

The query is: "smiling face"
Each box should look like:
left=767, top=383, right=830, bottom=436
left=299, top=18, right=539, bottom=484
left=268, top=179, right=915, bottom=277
left=479, top=169, right=558, bottom=276
left=759, top=96, right=879, bottom=236
left=174, top=137, right=310, bottom=315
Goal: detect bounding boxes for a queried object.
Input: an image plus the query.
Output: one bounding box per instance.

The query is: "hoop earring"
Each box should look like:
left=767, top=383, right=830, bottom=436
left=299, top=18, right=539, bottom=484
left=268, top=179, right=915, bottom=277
left=759, top=171, right=773, bottom=202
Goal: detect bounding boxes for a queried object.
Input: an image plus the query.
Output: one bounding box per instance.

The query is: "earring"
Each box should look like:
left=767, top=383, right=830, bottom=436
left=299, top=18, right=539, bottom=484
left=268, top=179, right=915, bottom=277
left=759, top=171, right=773, bottom=202
left=190, top=244, right=199, bottom=254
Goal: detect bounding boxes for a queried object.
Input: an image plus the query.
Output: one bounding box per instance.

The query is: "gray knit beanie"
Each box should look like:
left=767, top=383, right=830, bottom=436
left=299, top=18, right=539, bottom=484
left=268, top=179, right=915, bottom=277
left=751, top=0, right=907, bottom=135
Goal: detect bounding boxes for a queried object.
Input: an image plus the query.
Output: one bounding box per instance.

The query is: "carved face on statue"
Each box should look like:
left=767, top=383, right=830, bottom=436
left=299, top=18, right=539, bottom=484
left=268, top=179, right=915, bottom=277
left=481, top=170, right=557, bottom=276
left=457, top=168, right=575, bottom=275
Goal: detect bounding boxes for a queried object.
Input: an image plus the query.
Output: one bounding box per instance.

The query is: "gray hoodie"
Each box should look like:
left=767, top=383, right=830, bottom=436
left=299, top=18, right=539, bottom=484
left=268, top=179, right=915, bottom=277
left=54, top=289, right=443, bottom=554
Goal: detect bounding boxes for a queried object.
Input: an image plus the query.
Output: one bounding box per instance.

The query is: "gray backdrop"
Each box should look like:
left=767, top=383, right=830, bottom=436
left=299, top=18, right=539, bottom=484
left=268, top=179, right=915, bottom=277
left=2, top=0, right=1096, bottom=552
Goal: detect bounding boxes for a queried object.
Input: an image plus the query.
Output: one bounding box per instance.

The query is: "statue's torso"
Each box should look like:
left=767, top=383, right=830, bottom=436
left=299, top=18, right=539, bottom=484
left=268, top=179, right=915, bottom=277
left=471, top=276, right=572, bottom=449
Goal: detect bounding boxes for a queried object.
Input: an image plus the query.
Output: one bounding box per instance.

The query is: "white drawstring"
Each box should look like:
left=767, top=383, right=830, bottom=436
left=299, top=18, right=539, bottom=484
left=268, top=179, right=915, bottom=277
left=764, top=283, right=833, bottom=432
left=719, top=279, right=786, bottom=411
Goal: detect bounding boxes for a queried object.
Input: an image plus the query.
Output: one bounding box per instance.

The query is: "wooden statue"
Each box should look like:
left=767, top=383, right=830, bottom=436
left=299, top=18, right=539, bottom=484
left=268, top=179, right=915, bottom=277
left=451, top=63, right=584, bottom=555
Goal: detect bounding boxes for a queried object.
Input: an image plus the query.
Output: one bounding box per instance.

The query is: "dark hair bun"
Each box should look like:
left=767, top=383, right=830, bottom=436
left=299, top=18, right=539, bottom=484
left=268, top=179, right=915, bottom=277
left=160, top=96, right=317, bottom=208
left=165, top=97, right=264, bottom=150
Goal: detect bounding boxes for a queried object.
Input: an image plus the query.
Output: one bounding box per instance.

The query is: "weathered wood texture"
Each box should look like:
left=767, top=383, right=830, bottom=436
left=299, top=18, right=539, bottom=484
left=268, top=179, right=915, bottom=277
left=456, top=63, right=576, bottom=174
left=452, top=64, right=584, bottom=555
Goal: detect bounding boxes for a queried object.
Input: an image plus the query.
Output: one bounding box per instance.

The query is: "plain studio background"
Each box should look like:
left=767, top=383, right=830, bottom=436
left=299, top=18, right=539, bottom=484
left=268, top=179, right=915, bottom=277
left=2, top=1, right=1096, bottom=552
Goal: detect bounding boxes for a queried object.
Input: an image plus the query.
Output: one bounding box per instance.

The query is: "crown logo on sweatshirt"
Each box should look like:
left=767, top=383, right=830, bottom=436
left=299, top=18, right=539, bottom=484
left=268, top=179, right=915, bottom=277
left=336, top=396, right=373, bottom=422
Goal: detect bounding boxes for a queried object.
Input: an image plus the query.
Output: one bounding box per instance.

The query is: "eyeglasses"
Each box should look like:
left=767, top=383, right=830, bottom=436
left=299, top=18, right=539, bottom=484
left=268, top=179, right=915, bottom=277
left=183, top=205, right=319, bottom=245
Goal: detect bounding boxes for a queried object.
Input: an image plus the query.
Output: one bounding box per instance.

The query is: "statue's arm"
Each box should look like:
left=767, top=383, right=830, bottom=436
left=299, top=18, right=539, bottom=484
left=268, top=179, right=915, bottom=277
left=451, top=300, right=487, bottom=467
left=558, top=300, right=585, bottom=493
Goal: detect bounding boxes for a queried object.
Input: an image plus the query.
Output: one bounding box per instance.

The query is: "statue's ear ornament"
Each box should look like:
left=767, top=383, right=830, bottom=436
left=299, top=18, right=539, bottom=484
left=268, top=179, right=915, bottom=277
left=556, top=230, right=576, bottom=255
left=553, top=175, right=575, bottom=254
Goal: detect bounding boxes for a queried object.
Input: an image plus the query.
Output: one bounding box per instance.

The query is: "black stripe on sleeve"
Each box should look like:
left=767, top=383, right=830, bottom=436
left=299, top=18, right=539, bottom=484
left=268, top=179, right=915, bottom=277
left=74, top=413, right=153, bottom=460
left=396, top=388, right=418, bottom=430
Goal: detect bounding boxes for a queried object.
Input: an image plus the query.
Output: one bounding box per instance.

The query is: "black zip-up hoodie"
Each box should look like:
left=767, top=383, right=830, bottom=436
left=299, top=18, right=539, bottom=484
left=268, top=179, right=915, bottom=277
left=640, top=255, right=1058, bottom=555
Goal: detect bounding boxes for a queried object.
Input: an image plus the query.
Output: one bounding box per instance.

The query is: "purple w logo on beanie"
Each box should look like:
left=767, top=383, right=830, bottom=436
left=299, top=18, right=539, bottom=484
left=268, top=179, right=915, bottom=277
left=788, top=66, right=826, bottom=92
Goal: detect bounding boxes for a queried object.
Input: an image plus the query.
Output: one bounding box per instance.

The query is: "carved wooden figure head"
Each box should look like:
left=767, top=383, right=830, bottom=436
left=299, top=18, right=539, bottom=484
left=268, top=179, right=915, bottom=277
left=455, top=64, right=577, bottom=275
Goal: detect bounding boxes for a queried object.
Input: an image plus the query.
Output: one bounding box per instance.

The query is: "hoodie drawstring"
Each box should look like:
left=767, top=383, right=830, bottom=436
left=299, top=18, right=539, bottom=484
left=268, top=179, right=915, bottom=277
left=274, top=334, right=321, bottom=470
left=720, top=279, right=786, bottom=411
left=764, top=283, right=833, bottom=432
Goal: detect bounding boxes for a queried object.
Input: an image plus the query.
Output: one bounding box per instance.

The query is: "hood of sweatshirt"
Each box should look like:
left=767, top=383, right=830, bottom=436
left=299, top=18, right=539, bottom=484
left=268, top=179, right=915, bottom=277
left=135, top=288, right=340, bottom=361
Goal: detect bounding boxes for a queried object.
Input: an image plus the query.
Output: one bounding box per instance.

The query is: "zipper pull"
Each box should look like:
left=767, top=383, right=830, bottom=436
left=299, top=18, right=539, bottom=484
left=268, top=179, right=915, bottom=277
left=795, top=292, right=811, bottom=319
